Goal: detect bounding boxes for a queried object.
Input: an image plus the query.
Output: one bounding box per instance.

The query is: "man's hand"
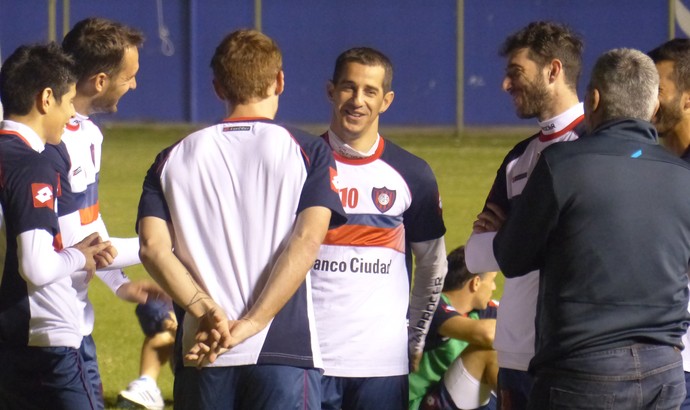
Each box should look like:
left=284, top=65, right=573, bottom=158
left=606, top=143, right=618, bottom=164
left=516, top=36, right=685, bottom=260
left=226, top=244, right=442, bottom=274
left=185, top=315, right=266, bottom=367
left=409, top=349, right=423, bottom=373
left=472, top=202, right=507, bottom=233
left=116, top=280, right=170, bottom=304
left=72, top=232, right=112, bottom=282
left=94, top=243, right=118, bottom=270
left=185, top=305, right=232, bottom=366
left=225, top=317, right=265, bottom=349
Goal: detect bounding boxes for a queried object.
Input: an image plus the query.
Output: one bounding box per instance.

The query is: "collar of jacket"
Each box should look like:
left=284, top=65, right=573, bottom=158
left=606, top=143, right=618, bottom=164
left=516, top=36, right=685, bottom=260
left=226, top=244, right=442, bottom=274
left=588, top=117, right=658, bottom=144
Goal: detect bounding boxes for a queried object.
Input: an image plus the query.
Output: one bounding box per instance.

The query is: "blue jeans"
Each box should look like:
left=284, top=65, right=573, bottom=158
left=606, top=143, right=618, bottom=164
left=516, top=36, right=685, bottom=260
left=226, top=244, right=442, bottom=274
left=321, top=374, right=408, bottom=410
left=0, top=344, right=95, bottom=410
left=199, top=364, right=320, bottom=410
left=497, top=368, right=532, bottom=410
left=528, top=343, right=685, bottom=410
left=680, top=371, right=690, bottom=410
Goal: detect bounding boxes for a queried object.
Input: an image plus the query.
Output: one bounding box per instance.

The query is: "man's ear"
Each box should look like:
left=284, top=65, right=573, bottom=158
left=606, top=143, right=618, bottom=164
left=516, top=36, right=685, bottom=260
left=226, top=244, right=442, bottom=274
left=652, top=98, right=660, bottom=120
left=93, top=73, right=108, bottom=93
left=379, top=90, right=395, bottom=114
left=682, top=91, right=690, bottom=112
left=547, top=59, right=563, bottom=84
left=468, top=275, right=481, bottom=292
left=274, top=70, right=285, bottom=96
left=37, top=88, right=53, bottom=114
left=326, top=81, right=335, bottom=102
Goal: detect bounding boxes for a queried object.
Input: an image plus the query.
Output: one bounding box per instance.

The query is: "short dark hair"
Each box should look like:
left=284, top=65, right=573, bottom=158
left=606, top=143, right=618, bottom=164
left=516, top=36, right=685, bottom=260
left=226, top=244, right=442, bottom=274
left=648, top=39, right=690, bottom=93
left=332, top=47, right=394, bottom=93
left=62, top=17, right=144, bottom=81
left=443, top=246, right=479, bottom=292
left=0, top=42, right=77, bottom=116
left=500, top=21, right=583, bottom=92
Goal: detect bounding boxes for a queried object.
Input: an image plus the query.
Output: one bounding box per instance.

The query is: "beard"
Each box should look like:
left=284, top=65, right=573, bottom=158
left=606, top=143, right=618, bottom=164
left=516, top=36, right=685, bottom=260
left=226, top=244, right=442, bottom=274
left=654, top=94, right=683, bottom=137
left=90, top=84, right=125, bottom=114
left=513, top=74, right=551, bottom=119
left=90, top=93, right=119, bottom=114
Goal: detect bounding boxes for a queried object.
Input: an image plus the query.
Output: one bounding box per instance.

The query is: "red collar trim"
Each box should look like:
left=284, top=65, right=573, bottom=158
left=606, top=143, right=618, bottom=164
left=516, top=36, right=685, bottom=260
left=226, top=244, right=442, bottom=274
left=539, top=114, right=584, bottom=142
left=325, top=134, right=386, bottom=165
left=0, top=130, right=32, bottom=148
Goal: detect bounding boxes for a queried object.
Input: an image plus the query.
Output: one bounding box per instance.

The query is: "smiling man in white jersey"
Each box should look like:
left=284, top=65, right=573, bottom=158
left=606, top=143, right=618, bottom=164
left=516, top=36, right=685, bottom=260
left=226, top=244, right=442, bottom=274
left=311, top=47, right=448, bottom=410
left=464, top=21, right=585, bottom=410
left=42, top=18, right=167, bottom=410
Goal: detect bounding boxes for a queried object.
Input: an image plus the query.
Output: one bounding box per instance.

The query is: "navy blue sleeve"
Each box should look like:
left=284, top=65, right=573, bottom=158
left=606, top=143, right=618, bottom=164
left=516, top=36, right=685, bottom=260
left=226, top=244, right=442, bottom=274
left=484, top=155, right=510, bottom=213
left=494, top=154, right=559, bottom=277
left=424, top=298, right=461, bottom=350
left=136, top=148, right=173, bottom=232
left=430, top=298, right=461, bottom=333
left=379, top=141, right=445, bottom=242
left=42, top=142, right=77, bottom=217
left=291, top=130, right=347, bottom=228
left=484, top=134, right=539, bottom=215
left=403, top=159, right=446, bottom=243
left=8, top=157, right=60, bottom=239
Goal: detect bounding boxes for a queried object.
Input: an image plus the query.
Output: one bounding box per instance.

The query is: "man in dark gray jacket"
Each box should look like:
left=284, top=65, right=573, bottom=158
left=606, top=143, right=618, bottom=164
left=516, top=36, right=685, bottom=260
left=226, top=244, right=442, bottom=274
left=494, top=48, right=690, bottom=409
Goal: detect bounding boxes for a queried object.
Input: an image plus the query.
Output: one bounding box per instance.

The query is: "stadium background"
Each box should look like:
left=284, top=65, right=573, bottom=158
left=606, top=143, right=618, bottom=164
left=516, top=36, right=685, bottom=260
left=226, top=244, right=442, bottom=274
left=1, top=0, right=689, bottom=129
left=1, top=1, right=689, bottom=408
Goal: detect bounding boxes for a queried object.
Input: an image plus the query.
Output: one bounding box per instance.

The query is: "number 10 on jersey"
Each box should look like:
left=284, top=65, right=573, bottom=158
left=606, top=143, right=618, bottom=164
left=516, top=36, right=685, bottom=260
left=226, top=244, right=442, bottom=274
left=339, top=187, right=359, bottom=209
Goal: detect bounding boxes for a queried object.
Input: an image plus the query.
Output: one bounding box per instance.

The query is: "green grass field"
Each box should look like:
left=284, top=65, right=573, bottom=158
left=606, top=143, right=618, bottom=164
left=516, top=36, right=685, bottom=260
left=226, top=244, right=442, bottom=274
left=94, top=124, right=524, bottom=409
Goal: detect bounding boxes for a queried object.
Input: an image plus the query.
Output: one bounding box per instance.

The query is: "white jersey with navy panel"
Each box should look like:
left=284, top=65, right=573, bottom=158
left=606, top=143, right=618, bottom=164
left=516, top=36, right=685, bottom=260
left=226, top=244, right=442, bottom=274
left=465, top=103, right=584, bottom=371
left=43, top=113, right=135, bottom=336
left=0, top=121, right=86, bottom=349
left=137, top=118, right=345, bottom=368
left=311, top=131, right=446, bottom=377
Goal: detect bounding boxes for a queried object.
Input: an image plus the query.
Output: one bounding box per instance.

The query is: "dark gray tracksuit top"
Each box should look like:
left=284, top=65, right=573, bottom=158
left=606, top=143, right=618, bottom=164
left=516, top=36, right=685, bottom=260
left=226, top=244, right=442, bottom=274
left=494, top=118, right=690, bottom=372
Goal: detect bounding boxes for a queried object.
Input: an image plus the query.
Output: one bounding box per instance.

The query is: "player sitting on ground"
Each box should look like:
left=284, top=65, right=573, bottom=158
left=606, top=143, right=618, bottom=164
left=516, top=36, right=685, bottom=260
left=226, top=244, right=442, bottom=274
left=410, top=245, right=499, bottom=410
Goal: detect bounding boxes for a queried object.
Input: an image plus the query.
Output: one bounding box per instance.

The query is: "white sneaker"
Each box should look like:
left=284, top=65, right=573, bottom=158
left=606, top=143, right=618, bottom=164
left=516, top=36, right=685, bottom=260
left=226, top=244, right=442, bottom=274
left=117, top=377, right=165, bottom=410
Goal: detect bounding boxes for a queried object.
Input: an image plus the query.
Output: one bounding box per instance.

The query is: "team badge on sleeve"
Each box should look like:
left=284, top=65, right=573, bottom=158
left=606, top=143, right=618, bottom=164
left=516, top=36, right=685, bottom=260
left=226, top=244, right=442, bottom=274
left=372, top=187, right=396, bottom=213
left=32, top=183, right=55, bottom=210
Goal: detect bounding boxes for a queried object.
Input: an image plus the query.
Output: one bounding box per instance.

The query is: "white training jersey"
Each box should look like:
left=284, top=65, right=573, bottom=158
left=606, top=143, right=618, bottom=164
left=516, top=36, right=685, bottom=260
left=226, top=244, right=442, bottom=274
left=0, top=121, right=86, bottom=348
left=43, top=113, right=132, bottom=336
left=465, top=103, right=584, bottom=371
left=138, top=118, right=345, bottom=368
left=311, top=132, right=446, bottom=377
